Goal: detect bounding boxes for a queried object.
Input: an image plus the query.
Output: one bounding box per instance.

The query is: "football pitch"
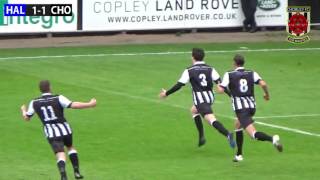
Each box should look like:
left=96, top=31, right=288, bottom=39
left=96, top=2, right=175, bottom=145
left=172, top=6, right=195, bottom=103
left=0, top=41, right=319, bottom=180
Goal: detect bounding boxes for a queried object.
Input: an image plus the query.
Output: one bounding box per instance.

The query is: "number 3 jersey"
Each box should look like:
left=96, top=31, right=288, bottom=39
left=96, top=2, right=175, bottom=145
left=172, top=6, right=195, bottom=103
left=220, top=67, right=262, bottom=111
left=26, top=93, right=73, bottom=139
left=178, top=61, right=221, bottom=106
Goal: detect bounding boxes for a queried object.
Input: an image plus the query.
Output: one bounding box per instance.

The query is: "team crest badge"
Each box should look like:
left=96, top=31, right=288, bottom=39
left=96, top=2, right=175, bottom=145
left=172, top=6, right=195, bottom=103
left=287, top=7, right=311, bottom=43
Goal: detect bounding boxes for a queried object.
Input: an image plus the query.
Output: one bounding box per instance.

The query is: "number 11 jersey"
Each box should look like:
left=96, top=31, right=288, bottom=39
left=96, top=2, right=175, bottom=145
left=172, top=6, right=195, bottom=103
left=26, top=93, right=73, bottom=139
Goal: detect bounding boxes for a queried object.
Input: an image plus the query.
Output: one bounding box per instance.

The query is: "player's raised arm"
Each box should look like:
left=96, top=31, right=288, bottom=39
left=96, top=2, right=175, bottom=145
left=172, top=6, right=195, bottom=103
left=58, top=94, right=96, bottom=109
left=70, top=98, right=97, bottom=109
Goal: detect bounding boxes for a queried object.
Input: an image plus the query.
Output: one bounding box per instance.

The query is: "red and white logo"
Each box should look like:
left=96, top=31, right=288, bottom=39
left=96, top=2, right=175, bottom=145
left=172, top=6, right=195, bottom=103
left=287, top=7, right=311, bottom=43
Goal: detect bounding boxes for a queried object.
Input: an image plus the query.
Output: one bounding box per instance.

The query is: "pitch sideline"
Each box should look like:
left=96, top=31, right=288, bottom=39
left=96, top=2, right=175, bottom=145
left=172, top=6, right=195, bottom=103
left=255, top=114, right=320, bottom=119
left=0, top=47, right=320, bottom=61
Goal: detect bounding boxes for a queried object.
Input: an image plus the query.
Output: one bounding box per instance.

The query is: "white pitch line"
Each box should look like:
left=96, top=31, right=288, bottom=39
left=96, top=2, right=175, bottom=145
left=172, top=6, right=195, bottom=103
left=0, top=47, right=319, bottom=61
left=157, top=101, right=320, bottom=138
left=71, top=84, right=320, bottom=138
left=255, top=121, right=320, bottom=137
left=255, top=114, right=320, bottom=119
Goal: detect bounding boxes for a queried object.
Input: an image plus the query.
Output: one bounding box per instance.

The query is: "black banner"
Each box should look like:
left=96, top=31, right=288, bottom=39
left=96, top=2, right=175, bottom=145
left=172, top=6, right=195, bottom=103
left=25, top=4, right=72, bottom=16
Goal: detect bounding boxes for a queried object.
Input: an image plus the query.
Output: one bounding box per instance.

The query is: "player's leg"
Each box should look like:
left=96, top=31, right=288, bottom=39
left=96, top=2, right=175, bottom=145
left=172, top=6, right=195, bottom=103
left=246, top=125, right=283, bottom=152
left=204, top=113, right=235, bottom=148
left=56, top=152, right=68, bottom=180
left=237, top=111, right=272, bottom=142
left=196, top=103, right=235, bottom=148
left=67, top=146, right=83, bottom=179
left=65, top=135, right=84, bottom=179
left=234, top=119, right=244, bottom=162
left=191, top=105, right=206, bottom=147
left=195, top=103, right=235, bottom=148
left=246, top=124, right=272, bottom=141
left=49, top=139, right=68, bottom=180
left=240, top=110, right=283, bottom=152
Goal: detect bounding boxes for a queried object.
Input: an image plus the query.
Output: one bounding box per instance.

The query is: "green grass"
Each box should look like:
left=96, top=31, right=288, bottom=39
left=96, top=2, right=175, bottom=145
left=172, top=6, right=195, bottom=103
left=0, top=41, right=320, bottom=180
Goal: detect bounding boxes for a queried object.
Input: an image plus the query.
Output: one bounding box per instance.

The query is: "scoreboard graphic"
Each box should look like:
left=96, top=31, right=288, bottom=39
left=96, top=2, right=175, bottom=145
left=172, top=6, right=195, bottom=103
left=0, top=0, right=77, bottom=33
left=4, top=4, right=72, bottom=16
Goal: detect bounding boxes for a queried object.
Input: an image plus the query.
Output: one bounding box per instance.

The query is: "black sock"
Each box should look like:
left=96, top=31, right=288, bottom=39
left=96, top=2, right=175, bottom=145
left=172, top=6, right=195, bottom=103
left=69, top=152, right=80, bottom=173
left=236, top=130, right=244, bottom=155
left=57, top=160, right=67, bottom=177
left=212, top=121, right=229, bottom=137
left=193, top=115, right=204, bottom=139
left=254, top=132, right=273, bottom=142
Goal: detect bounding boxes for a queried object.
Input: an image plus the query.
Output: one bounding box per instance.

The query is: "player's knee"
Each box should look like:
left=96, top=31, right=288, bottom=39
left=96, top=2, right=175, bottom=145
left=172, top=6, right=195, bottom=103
left=190, top=106, right=198, bottom=115
left=56, top=152, right=66, bottom=161
left=192, top=114, right=200, bottom=119
left=205, top=114, right=216, bottom=125
left=67, top=145, right=74, bottom=150
left=234, top=119, right=241, bottom=128
left=67, top=146, right=75, bottom=151
left=246, top=128, right=256, bottom=139
left=190, top=106, right=194, bottom=113
left=251, top=131, right=256, bottom=139
left=207, top=119, right=216, bottom=125
left=68, top=148, right=77, bottom=155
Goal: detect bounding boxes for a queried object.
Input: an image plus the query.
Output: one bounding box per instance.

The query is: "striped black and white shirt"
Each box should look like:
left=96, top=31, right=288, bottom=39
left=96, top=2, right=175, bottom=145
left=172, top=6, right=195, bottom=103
left=26, top=93, right=73, bottom=139
left=178, top=61, right=220, bottom=106
left=220, top=67, right=262, bottom=111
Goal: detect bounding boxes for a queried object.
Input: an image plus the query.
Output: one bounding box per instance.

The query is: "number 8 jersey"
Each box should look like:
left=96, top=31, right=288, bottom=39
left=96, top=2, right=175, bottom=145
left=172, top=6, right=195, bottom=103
left=178, top=61, right=221, bottom=106
left=26, top=93, right=73, bottom=139
left=220, top=67, right=262, bottom=111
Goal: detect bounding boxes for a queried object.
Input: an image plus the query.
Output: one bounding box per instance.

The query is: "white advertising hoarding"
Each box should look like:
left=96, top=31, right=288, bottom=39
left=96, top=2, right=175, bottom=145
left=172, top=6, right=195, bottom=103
left=83, top=0, right=287, bottom=31
left=0, top=0, right=77, bottom=33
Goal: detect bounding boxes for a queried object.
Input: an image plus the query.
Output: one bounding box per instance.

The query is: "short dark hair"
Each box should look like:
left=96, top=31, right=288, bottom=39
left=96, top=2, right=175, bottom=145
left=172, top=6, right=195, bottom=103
left=233, top=54, right=245, bottom=66
left=39, top=80, right=51, bottom=93
left=192, top=48, right=205, bottom=61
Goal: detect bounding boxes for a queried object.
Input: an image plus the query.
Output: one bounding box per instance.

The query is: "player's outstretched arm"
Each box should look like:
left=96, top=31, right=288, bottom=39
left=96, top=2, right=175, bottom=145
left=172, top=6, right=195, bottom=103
left=159, top=89, right=168, bottom=99
left=259, top=80, right=270, bottom=101
left=20, top=105, right=31, bottom=121
left=70, top=98, right=97, bottom=109
left=159, top=82, right=185, bottom=99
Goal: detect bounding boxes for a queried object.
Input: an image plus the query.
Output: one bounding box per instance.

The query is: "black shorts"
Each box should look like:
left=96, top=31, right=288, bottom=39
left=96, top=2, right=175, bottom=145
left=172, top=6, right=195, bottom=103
left=236, top=108, right=256, bottom=129
left=47, top=134, right=73, bottom=154
left=196, top=103, right=213, bottom=117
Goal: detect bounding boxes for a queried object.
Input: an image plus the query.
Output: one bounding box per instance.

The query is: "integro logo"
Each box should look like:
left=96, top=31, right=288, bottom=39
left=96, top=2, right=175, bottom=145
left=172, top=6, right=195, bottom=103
left=0, top=0, right=8, bottom=26
left=258, top=0, right=280, bottom=11
left=0, top=0, right=76, bottom=30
